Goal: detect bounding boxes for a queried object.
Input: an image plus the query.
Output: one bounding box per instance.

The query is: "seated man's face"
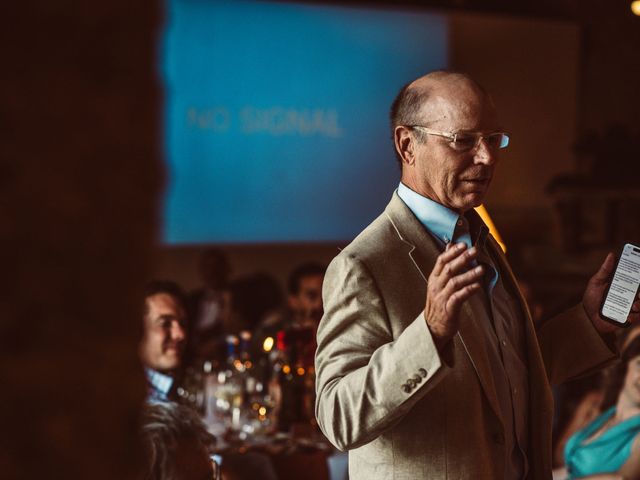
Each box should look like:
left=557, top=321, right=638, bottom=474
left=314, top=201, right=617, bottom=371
left=140, top=293, right=186, bottom=372
left=289, top=274, right=324, bottom=326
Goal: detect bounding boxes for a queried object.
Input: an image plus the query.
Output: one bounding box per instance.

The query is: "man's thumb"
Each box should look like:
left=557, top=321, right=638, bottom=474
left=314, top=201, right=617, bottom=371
left=592, top=252, right=616, bottom=284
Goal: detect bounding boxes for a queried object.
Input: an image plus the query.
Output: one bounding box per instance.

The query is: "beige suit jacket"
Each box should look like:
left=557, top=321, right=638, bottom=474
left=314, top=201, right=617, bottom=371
left=315, top=192, right=616, bottom=480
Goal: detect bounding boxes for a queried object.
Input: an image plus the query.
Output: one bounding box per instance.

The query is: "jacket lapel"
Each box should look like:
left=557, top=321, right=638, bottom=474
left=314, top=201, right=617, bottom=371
left=457, top=296, right=504, bottom=427
left=486, top=234, right=550, bottom=391
left=384, top=193, right=504, bottom=425
left=486, top=235, right=554, bottom=477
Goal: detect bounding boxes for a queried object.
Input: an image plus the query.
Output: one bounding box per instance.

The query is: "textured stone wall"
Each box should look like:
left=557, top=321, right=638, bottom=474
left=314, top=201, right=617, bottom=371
left=0, top=2, right=162, bottom=479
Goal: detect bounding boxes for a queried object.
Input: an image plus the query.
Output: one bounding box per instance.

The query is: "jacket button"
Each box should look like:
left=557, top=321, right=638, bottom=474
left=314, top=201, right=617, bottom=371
left=413, top=375, right=422, bottom=384
left=402, top=383, right=412, bottom=393
left=418, top=368, right=427, bottom=377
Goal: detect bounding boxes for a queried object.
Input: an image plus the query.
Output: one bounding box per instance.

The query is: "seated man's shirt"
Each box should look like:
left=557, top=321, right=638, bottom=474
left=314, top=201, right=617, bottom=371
left=145, top=367, right=174, bottom=403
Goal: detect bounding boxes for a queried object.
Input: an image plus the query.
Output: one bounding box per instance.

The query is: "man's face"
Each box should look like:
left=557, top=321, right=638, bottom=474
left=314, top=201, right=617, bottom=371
left=140, top=293, right=186, bottom=372
left=403, top=81, right=501, bottom=213
left=289, top=274, right=324, bottom=327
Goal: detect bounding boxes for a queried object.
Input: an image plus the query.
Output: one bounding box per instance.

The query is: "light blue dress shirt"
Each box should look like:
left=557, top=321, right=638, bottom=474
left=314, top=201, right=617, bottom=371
left=145, top=367, right=174, bottom=403
left=396, top=182, right=498, bottom=291
left=397, top=182, right=471, bottom=248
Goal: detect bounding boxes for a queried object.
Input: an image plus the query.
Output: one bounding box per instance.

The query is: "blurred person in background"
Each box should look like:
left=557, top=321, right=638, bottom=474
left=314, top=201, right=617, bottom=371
left=187, top=249, right=233, bottom=361
left=141, top=330, right=277, bottom=480
left=553, top=325, right=640, bottom=468
left=553, top=373, right=606, bottom=469
left=559, top=336, right=640, bottom=479
left=255, top=262, right=326, bottom=344
left=140, top=280, right=188, bottom=403
left=245, top=263, right=326, bottom=433
left=282, top=262, right=326, bottom=377
left=140, top=402, right=219, bottom=480
left=287, top=262, right=326, bottom=330
left=231, top=271, right=285, bottom=334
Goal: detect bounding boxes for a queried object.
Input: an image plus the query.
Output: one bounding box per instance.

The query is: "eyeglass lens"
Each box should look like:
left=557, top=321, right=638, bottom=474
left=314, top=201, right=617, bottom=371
left=453, top=133, right=509, bottom=151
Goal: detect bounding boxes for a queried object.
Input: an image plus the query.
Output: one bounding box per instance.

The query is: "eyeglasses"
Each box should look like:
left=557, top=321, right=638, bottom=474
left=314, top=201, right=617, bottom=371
left=407, top=125, right=510, bottom=152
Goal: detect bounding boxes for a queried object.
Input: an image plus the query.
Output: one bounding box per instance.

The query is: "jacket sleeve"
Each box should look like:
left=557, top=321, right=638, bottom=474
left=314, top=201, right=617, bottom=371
left=536, top=303, right=617, bottom=386
left=314, top=252, right=450, bottom=451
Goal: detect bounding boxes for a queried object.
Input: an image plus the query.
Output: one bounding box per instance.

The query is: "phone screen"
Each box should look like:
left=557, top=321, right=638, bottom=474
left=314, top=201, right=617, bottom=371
left=602, top=243, right=640, bottom=324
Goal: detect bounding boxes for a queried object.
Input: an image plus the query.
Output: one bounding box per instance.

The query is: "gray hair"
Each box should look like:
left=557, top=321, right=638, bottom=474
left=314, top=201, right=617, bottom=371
left=389, top=82, right=430, bottom=167
left=140, top=402, right=215, bottom=480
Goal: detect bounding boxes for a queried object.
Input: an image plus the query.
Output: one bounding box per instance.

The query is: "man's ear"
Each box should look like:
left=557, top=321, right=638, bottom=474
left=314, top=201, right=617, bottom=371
left=394, top=126, right=415, bottom=166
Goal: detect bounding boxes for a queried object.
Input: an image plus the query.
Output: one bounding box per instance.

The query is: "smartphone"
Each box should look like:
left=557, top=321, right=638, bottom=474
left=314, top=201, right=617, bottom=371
left=600, top=243, right=640, bottom=326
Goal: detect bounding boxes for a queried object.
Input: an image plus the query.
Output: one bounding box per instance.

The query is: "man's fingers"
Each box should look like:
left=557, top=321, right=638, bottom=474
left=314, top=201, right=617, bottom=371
left=446, top=282, right=482, bottom=312
left=446, top=246, right=478, bottom=277
left=590, top=252, right=616, bottom=285
left=432, top=242, right=467, bottom=277
left=442, top=264, right=484, bottom=299
left=432, top=244, right=478, bottom=284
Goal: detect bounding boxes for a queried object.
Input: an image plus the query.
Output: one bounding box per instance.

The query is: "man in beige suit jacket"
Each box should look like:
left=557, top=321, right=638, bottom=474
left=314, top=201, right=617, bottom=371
left=315, top=72, right=638, bottom=479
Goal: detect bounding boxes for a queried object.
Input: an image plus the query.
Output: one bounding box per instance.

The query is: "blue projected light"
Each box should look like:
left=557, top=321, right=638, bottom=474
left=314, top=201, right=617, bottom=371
left=160, top=0, right=448, bottom=244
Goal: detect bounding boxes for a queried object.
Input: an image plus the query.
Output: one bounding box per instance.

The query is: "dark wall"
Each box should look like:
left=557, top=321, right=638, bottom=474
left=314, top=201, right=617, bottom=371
left=1, top=2, right=162, bottom=479
left=578, top=0, right=640, bottom=132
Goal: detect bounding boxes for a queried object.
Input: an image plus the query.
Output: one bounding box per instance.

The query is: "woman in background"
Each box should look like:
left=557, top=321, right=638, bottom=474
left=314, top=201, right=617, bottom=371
left=563, top=336, right=640, bottom=479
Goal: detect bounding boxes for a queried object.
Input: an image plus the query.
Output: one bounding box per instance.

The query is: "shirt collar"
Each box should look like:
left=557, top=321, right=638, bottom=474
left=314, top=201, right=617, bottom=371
left=397, top=182, right=461, bottom=245
left=145, top=367, right=174, bottom=403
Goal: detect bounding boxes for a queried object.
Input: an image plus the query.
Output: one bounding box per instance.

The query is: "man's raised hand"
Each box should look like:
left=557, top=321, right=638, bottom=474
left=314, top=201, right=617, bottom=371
left=424, top=242, right=484, bottom=350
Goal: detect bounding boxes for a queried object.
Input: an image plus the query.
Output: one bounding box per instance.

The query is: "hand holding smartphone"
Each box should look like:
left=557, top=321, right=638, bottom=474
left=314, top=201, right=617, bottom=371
left=600, top=243, right=640, bottom=327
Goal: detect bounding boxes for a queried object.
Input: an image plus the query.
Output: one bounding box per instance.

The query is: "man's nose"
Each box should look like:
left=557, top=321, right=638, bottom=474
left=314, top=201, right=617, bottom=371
left=171, top=321, right=186, bottom=342
left=473, top=138, right=497, bottom=165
